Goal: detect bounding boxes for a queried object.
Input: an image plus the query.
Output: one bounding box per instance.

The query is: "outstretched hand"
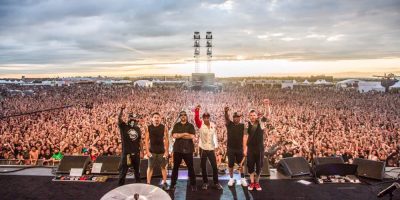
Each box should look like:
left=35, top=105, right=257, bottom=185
left=195, top=104, right=201, bottom=111
left=224, top=106, right=230, bottom=112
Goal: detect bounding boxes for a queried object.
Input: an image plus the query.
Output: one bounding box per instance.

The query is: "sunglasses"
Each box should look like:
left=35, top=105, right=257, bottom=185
left=180, top=114, right=187, bottom=116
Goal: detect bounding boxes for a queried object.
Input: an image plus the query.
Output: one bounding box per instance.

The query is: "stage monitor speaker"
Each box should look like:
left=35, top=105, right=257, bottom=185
left=314, top=157, right=344, bottom=165
left=314, top=163, right=358, bottom=177
left=139, top=159, right=162, bottom=178
left=57, top=156, right=91, bottom=174
left=93, top=156, right=120, bottom=175
left=353, top=158, right=385, bottom=180
left=243, top=157, right=270, bottom=176
left=193, top=157, right=214, bottom=176
left=277, top=157, right=311, bottom=177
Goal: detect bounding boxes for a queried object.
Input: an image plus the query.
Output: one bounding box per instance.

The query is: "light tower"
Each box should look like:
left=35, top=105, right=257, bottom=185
left=206, top=31, right=213, bottom=73
left=193, top=31, right=201, bottom=73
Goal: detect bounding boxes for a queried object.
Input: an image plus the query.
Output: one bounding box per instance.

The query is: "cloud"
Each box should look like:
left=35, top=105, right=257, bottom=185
left=326, top=34, right=345, bottom=42
left=0, top=0, right=399, bottom=77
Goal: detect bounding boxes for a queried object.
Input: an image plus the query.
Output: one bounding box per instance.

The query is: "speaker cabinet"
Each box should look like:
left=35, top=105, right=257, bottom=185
left=314, top=157, right=344, bottom=165
left=93, top=156, right=120, bottom=175
left=57, top=156, right=91, bottom=174
left=353, top=158, right=385, bottom=180
left=277, top=157, right=310, bottom=177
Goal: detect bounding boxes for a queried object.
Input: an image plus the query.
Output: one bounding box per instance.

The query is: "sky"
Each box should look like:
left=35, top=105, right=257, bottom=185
left=0, top=0, right=399, bottom=78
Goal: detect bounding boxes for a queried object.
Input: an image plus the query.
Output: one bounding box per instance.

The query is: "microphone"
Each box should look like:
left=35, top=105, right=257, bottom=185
left=377, top=182, right=400, bottom=198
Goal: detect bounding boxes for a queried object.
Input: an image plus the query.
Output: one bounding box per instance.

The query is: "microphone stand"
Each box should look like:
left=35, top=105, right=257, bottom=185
left=310, top=115, right=326, bottom=180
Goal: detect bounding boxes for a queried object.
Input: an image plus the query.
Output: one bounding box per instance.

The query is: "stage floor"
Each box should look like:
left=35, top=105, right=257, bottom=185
left=0, top=167, right=399, bottom=200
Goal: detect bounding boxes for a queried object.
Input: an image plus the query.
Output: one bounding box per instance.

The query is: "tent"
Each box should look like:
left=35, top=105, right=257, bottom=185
left=281, top=80, right=295, bottom=89
left=389, top=81, right=400, bottom=90
left=134, top=80, right=153, bottom=87
left=314, top=79, right=333, bottom=85
left=358, top=82, right=385, bottom=93
left=336, top=79, right=361, bottom=88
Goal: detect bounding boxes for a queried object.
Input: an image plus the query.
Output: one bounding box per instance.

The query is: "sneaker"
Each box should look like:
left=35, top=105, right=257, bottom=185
left=161, top=182, right=169, bottom=190
left=201, top=183, right=208, bottom=190
left=214, top=183, right=223, bottom=190
left=240, top=178, right=248, bottom=187
left=248, top=183, right=254, bottom=191
left=254, top=183, right=262, bottom=191
left=228, top=178, right=235, bottom=187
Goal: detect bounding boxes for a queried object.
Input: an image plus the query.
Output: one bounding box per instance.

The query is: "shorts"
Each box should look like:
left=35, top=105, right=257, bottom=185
left=148, top=153, right=168, bottom=169
left=227, top=149, right=244, bottom=168
left=247, top=150, right=264, bottom=174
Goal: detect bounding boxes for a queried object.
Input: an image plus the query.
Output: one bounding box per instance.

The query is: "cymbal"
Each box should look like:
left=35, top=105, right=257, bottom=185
left=101, top=183, right=171, bottom=200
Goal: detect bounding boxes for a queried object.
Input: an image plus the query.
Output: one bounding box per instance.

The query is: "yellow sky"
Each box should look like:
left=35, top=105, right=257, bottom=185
left=1, top=58, right=398, bottom=78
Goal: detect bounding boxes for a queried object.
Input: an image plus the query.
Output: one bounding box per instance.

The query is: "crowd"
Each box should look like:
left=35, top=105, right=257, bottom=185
left=0, top=84, right=399, bottom=167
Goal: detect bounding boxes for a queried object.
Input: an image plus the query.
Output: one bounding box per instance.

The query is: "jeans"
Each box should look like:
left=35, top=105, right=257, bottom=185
left=171, top=152, right=196, bottom=186
left=118, top=153, right=141, bottom=186
left=200, top=148, right=219, bottom=184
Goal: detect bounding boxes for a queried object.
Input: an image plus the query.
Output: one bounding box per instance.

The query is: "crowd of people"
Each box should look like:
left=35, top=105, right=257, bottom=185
left=0, top=84, right=399, bottom=168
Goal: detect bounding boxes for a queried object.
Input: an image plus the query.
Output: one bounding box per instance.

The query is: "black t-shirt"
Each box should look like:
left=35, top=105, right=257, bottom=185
left=226, top=120, right=244, bottom=152
left=172, top=122, right=195, bottom=154
left=247, top=121, right=265, bottom=152
left=148, top=124, right=165, bottom=154
left=119, top=122, right=142, bottom=154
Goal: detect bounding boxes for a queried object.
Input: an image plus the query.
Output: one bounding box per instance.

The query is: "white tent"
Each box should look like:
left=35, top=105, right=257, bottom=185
left=336, top=79, right=361, bottom=88
left=389, top=81, right=400, bottom=90
left=134, top=80, right=153, bottom=87
left=314, top=79, right=333, bottom=85
left=281, top=80, right=295, bottom=89
left=358, top=82, right=385, bottom=93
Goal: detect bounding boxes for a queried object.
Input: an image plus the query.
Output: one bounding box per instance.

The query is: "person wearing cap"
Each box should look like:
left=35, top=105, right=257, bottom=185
left=170, top=110, right=197, bottom=191
left=194, top=105, right=222, bottom=190
left=117, top=104, right=142, bottom=186
left=243, top=99, right=271, bottom=191
left=224, top=106, right=248, bottom=187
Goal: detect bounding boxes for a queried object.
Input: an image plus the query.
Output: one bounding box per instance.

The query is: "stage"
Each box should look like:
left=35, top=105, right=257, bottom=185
left=0, top=167, right=398, bottom=200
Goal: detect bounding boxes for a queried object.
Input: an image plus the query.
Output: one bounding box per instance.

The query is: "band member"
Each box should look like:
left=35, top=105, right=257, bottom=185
left=243, top=99, right=271, bottom=191
left=144, top=112, right=169, bottom=190
left=118, top=104, right=142, bottom=186
left=194, top=105, right=223, bottom=190
left=224, top=106, right=248, bottom=187
left=170, top=110, right=197, bottom=191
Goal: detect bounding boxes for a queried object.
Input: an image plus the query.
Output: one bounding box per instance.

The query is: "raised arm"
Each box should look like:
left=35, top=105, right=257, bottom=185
left=260, top=99, right=271, bottom=129
left=224, top=106, right=231, bottom=124
left=118, top=104, right=126, bottom=125
left=194, top=105, right=202, bottom=128
left=263, top=99, right=271, bottom=119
